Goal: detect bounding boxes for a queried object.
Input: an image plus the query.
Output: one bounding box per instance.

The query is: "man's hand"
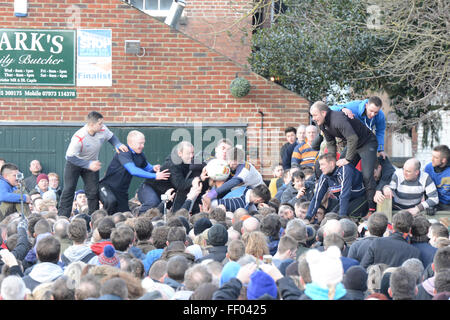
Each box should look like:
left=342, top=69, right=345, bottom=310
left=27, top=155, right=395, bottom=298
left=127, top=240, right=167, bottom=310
left=236, top=263, right=257, bottom=285
left=382, top=185, right=393, bottom=199
left=186, top=181, right=202, bottom=200
left=296, top=187, right=306, bottom=198
left=200, top=196, right=212, bottom=212
left=116, top=144, right=129, bottom=153
left=153, top=164, right=161, bottom=173
left=378, top=151, right=387, bottom=159
left=259, top=263, right=284, bottom=282
left=336, top=158, right=350, bottom=167
left=164, top=188, right=176, bottom=202
left=200, top=167, right=209, bottom=182
left=0, top=249, right=18, bottom=267
left=156, top=169, right=170, bottom=180
left=88, top=160, right=102, bottom=172
left=373, top=190, right=386, bottom=204
left=342, top=107, right=355, bottom=119
left=408, top=206, right=420, bottom=216
left=24, top=194, right=31, bottom=204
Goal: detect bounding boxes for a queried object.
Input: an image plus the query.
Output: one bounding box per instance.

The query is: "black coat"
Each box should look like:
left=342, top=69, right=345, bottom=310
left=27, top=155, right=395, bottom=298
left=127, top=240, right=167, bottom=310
left=144, top=153, right=199, bottom=212
left=196, top=246, right=227, bottom=263
left=361, top=232, right=421, bottom=269
left=212, top=277, right=242, bottom=300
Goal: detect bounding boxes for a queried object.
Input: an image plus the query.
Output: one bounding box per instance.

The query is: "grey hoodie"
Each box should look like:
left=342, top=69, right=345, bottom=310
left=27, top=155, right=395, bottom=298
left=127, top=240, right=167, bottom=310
left=62, top=244, right=97, bottom=265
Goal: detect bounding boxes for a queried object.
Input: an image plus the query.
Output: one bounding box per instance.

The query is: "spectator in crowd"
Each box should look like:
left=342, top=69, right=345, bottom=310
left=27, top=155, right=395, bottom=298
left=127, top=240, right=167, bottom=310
left=291, top=125, right=319, bottom=169
left=47, top=172, right=62, bottom=204
left=268, top=164, right=284, bottom=199
left=348, top=212, right=388, bottom=262
left=372, top=156, right=396, bottom=205
left=416, top=246, right=450, bottom=300
left=388, top=267, right=418, bottom=300
left=361, top=211, right=420, bottom=268
left=24, top=160, right=43, bottom=193
left=424, top=144, right=450, bottom=211
left=410, top=215, right=437, bottom=269
left=280, top=127, right=299, bottom=170
left=281, top=170, right=314, bottom=207
left=383, top=158, right=439, bottom=215
left=0, top=163, right=31, bottom=219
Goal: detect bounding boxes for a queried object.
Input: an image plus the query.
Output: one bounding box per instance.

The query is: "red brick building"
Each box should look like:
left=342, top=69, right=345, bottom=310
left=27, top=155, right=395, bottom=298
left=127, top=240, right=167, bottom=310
left=0, top=0, right=309, bottom=178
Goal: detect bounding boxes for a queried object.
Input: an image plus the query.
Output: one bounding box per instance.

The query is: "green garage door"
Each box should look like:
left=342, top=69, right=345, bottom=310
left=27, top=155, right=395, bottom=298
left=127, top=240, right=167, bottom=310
left=0, top=124, right=247, bottom=200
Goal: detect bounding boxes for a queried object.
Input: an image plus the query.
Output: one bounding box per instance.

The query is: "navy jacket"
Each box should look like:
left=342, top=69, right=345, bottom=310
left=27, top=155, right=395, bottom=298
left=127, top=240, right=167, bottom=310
left=361, top=232, right=421, bottom=269
left=306, top=164, right=365, bottom=219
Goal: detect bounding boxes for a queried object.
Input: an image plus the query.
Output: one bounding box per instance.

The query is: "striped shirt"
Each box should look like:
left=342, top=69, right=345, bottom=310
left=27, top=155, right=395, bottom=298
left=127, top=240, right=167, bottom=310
left=212, top=187, right=256, bottom=212
left=291, top=140, right=319, bottom=168
left=388, top=168, right=439, bottom=211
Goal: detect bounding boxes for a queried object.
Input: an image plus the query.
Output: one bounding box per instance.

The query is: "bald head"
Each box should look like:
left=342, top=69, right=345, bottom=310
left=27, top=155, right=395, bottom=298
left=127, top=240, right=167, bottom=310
left=127, top=130, right=145, bottom=154
left=403, top=158, right=420, bottom=181
left=242, top=217, right=260, bottom=234
left=323, top=219, right=344, bottom=237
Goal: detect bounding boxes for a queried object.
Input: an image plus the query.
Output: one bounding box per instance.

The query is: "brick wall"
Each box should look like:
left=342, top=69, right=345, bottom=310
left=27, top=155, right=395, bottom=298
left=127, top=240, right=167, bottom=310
left=179, top=0, right=253, bottom=66
left=0, top=0, right=309, bottom=177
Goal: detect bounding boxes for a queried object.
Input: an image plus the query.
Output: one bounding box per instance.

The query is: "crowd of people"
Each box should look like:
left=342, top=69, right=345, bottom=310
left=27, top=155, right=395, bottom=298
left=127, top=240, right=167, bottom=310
left=0, top=99, right=448, bottom=301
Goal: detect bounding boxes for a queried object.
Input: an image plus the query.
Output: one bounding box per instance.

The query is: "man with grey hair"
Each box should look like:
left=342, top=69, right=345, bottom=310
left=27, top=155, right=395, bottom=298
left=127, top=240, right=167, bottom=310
left=138, top=140, right=207, bottom=213
left=285, top=218, right=309, bottom=258
left=0, top=275, right=27, bottom=300
left=99, top=130, right=170, bottom=215
left=383, top=157, right=439, bottom=216
left=291, top=125, right=319, bottom=169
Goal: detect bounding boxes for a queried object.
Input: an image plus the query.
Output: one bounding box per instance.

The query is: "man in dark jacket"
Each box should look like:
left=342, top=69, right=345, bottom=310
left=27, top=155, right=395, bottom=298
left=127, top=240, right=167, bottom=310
left=373, top=155, right=396, bottom=204
left=137, top=141, right=207, bottom=214
left=310, top=101, right=378, bottom=213
left=306, top=153, right=367, bottom=220
left=197, top=224, right=228, bottom=263
left=280, top=127, right=299, bottom=170
left=0, top=217, right=30, bottom=273
left=348, top=212, right=389, bottom=262
left=361, top=211, right=421, bottom=269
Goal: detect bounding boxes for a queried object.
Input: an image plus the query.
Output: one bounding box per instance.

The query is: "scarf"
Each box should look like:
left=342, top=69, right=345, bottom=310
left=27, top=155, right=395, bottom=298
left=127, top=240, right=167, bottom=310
left=304, top=282, right=347, bottom=300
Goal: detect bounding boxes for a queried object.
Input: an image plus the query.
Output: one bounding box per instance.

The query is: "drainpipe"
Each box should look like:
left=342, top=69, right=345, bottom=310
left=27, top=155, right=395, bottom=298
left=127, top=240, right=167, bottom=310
left=258, top=110, right=264, bottom=174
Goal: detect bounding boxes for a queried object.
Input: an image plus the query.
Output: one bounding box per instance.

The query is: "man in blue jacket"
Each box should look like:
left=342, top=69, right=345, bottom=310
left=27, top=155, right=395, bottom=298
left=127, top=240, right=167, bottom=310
left=0, top=163, right=31, bottom=220
left=306, top=153, right=367, bottom=221
left=330, top=96, right=386, bottom=159
left=424, top=144, right=450, bottom=211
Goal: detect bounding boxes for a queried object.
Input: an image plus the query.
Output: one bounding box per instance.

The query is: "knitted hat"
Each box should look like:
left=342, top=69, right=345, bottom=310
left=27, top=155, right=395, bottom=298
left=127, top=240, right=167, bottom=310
left=194, top=218, right=212, bottom=236
left=98, top=245, right=120, bottom=268
left=36, top=173, right=49, bottom=185
left=247, top=270, right=278, bottom=300
left=220, top=261, right=241, bottom=287
left=306, top=246, right=343, bottom=289
left=207, top=224, right=228, bottom=246
left=343, top=266, right=368, bottom=291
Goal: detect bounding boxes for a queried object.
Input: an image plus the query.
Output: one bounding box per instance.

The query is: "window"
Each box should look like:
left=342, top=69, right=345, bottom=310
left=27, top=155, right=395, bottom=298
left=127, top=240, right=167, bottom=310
left=125, top=0, right=173, bottom=16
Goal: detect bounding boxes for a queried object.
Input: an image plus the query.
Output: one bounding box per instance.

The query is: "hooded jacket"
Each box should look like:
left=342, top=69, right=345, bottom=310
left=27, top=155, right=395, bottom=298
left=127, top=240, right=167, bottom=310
left=61, top=244, right=97, bottom=265
left=330, top=99, right=386, bottom=152
left=22, top=262, right=64, bottom=291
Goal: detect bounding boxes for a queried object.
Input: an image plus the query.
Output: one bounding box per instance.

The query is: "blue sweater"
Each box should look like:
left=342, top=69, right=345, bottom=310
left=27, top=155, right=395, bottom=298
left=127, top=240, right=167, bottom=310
left=424, top=163, right=450, bottom=205
left=0, top=177, right=27, bottom=205
left=331, top=99, right=386, bottom=152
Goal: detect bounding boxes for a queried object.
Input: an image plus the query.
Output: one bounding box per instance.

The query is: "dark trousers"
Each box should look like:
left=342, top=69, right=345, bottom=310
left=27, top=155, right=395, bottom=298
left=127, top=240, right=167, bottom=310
left=137, top=183, right=161, bottom=214
left=58, top=161, right=99, bottom=217
left=328, top=195, right=369, bottom=219
left=341, top=135, right=378, bottom=210
left=99, top=183, right=129, bottom=215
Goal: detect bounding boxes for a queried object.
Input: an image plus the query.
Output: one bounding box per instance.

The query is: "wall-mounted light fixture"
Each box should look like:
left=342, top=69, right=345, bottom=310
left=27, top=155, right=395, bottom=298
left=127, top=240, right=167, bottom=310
left=165, top=0, right=186, bottom=29
left=14, top=0, right=28, bottom=17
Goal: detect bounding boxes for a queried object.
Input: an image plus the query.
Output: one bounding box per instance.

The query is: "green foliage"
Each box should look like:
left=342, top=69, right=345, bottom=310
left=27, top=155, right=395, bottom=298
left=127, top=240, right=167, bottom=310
left=230, top=77, right=251, bottom=98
